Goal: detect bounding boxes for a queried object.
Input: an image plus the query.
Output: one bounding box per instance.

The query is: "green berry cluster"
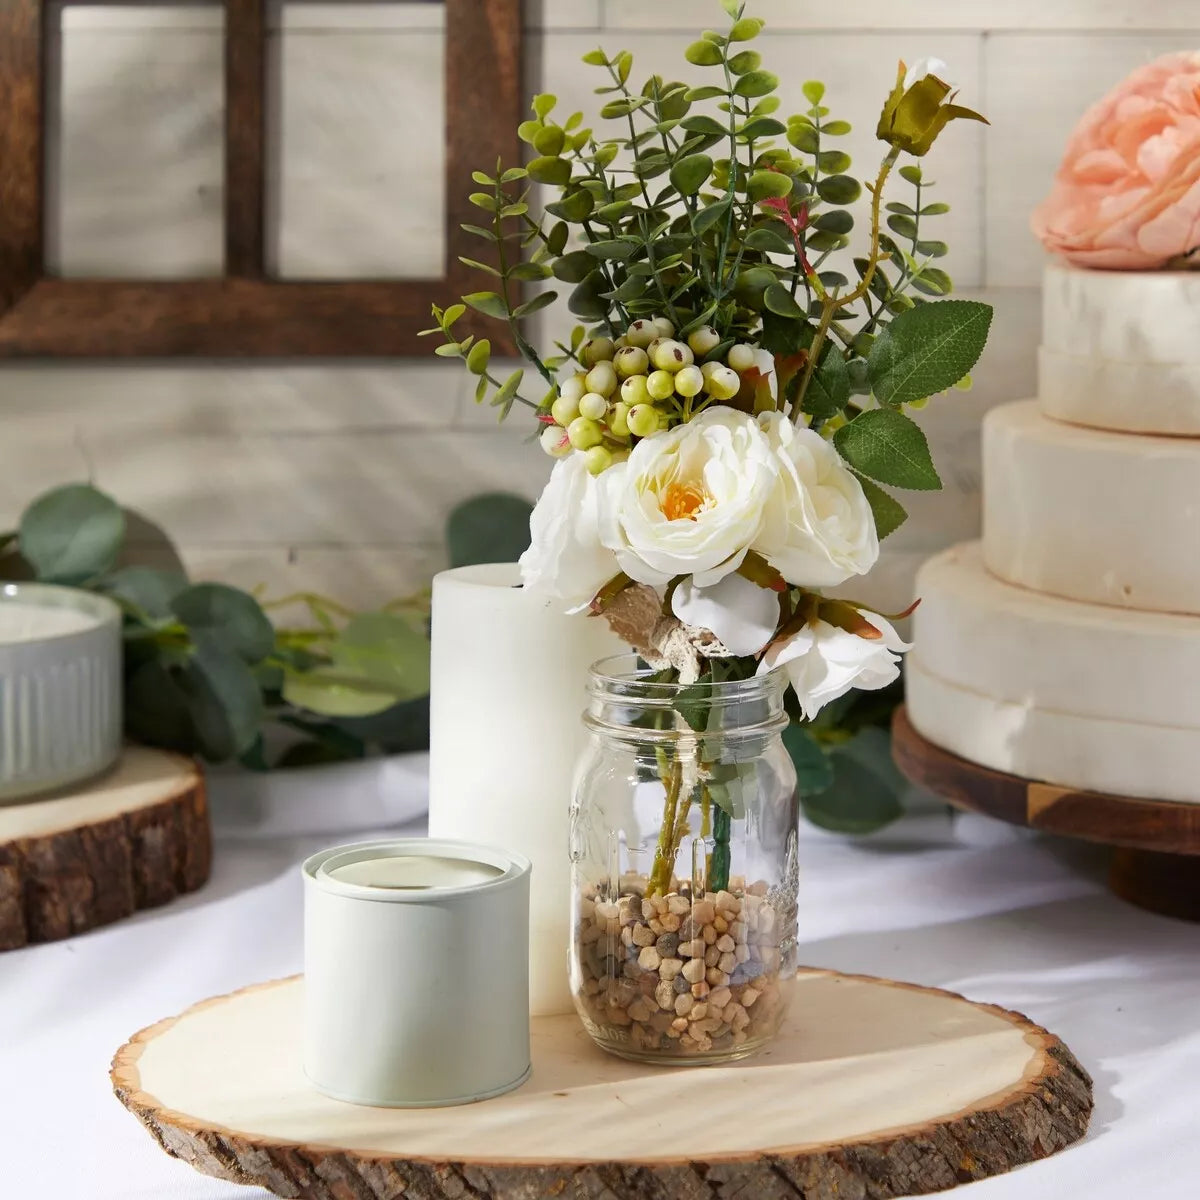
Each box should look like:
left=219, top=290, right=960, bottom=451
left=540, top=315, right=765, bottom=474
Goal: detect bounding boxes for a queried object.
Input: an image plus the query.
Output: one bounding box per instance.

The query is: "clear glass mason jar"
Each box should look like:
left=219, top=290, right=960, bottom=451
left=569, top=655, right=800, bottom=1065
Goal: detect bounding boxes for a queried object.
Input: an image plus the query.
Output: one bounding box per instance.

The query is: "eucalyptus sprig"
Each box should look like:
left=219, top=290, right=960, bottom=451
left=432, top=0, right=992, bottom=541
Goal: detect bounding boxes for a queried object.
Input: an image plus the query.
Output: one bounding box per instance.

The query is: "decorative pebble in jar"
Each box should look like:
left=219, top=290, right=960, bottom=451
left=570, top=656, right=799, bottom=1065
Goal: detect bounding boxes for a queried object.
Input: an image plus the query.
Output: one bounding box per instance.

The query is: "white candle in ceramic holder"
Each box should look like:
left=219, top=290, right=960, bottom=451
left=0, top=583, right=123, bottom=802
left=302, top=837, right=532, bottom=1108
left=428, top=563, right=624, bottom=1017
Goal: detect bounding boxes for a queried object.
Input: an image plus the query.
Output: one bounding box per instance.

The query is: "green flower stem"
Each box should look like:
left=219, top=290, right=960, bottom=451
left=492, top=182, right=557, bottom=389
left=709, top=804, right=731, bottom=895
left=605, top=67, right=683, bottom=328
left=648, top=757, right=685, bottom=897
left=713, top=57, right=744, bottom=300
left=792, top=146, right=900, bottom=424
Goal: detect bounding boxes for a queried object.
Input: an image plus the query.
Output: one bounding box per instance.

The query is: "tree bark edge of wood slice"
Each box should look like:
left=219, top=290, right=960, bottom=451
left=0, top=746, right=209, bottom=950
left=111, top=972, right=1093, bottom=1200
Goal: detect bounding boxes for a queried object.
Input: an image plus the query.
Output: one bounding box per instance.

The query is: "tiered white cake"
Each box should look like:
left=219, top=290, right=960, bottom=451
left=907, top=260, right=1200, bottom=804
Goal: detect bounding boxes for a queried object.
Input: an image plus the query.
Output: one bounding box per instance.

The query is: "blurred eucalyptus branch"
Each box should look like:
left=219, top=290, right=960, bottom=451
left=0, top=484, right=532, bottom=770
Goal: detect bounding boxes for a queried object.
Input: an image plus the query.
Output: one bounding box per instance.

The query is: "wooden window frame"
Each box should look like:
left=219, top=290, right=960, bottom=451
left=0, top=0, right=521, bottom=357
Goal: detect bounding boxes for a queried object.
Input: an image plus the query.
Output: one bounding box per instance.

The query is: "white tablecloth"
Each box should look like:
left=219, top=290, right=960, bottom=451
left=1, top=757, right=1197, bottom=1199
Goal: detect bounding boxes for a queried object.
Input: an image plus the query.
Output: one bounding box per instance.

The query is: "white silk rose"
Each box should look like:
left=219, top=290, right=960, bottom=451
left=754, top=411, right=878, bottom=587
left=757, top=612, right=910, bottom=721
left=606, top=407, right=777, bottom=588
left=519, top=452, right=624, bottom=611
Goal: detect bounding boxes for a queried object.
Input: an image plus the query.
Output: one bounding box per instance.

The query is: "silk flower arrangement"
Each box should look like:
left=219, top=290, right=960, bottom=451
left=428, top=2, right=992, bottom=723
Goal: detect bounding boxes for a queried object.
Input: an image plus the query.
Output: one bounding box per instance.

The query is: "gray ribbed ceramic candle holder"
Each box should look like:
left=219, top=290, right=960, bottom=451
left=302, top=838, right=532, bottom=1108
left=0, top=583, right=123, bottom=802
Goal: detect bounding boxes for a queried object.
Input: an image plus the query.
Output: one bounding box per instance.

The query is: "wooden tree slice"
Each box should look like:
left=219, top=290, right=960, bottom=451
left=0, top=746, right=208, bottom=950
left=893, top=705, right=1200, bottom=921
left=112, top=972, right=1091, bottom=1199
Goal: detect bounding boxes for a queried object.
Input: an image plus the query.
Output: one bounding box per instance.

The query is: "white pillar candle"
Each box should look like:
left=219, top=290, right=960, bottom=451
left=428, top=563, right=623, bottom=1016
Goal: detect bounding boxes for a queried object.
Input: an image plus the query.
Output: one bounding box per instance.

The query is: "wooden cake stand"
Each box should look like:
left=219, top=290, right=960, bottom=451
left=0, top=746, right=209, bottom=950
left=112, top=972, right=1091, bottom=1199
left=893, top=706, right=1200, bottom=922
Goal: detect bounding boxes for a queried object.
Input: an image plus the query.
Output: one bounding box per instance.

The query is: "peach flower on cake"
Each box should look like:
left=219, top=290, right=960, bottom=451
left=1031, top=51, right=1200, bottom=270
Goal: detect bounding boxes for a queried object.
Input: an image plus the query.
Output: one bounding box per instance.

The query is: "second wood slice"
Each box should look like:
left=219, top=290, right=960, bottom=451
left=113, top=971, right=1092, bottom=1199
left=0, top=746, right=209, bottom=949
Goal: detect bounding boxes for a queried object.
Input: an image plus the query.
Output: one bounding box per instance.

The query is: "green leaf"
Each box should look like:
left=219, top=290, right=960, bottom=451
left=782, top=723, right=834, bottom=794
left=787, top=122, right=820, bottom=154
left=458, top=256, right=501, bottom=277
left=582, top=49, right=608, bottom=66
left=568, top=273, right=610, bottom=320
left=330, top=613, right=430, bottom=704
left=19, top=483, right=125, bottom=584
left=887, top=213, right=919, bottom=240
left=867, top=299, right=993, bottom=407
left=921, top=201, right=951, bottom=216
left=692, top=198, right=732, bottom=236
left=527, top=156, right=571, bottom=186
left=124, top=658, right=196, bottom=754
left=802, top=728, right=905, bottom=834
left=833, top=408, right=942, bottom=491
left=586, top=238, right=640, bottom=260
left=513, top=291, right=558, bottom=318
left=743, top=226, right=794, bottom=254
left=729, top=16, right=765, bottom=40
left=818, top=149, right=851, bottom=173
left=493, top=369, right=525, bottom=419
left=816, top=174, right=861, bottom=204
left=707, top=763, right=755, bottom=822
left=681, top=114, right=727, bottom=137
left=763, top=281, right=805, bottom=320
left=282, top=667, right=408, bottom=719
left=669, top=153, right=713, bottom=196
left=185, top=632, right=265, bottom=760
left=814, top=209, right=854, bottom=234
left=911, top=267, right=953, bottom=296
left=733, top=70, right=778, bottom=98
left=899, top=164, right=923, bottom=185
left=465, top=339, right=491, bottom=374
left=739, top=116, right=786, bottom=139
left=615, top=50, right=633, bottom=84
left=802, top=80, right=826, bottom=106
left=854, top=473, right=908, bottom=539
left=532, top=93, right=557, bottom=119
left=446, top=492, right=533, bottom=568
left=801, top=346, right=851, bottom=418
left=532, top=125, right=565, bottom=156
left=463, top=290, right=510, bottom=319
left=746, top=170, right=792, bottom=202
left=685, top=39, right=724, bottom=66
left=823, top=119, right=852, bottom=135
left=728, top=49, right=761, bottom=75
left=915, top=239, right=949, bottom=259
left=600, top=97, right=646, bottom=119
left=101, top=566, right=187, bottom=621
left=546, top=188, right=594, bottom=223
left=171, top=583, right=275, bottom=663
left=468, top=191, right=497, bottom=212
left=685, top=85, right=726, bottom=102
left=720, top=0, right=742, bottom=17
left=508, top=261, right=552, bottom=282
left=549, top=249, right=592, bottom=282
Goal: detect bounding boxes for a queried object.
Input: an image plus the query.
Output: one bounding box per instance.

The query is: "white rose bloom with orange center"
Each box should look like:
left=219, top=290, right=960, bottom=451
left=606, top=407, right=778, bottom=587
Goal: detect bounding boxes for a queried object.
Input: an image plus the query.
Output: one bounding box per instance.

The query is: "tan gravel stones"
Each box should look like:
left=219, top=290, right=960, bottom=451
left=574, top=877, right=790, bottom=1061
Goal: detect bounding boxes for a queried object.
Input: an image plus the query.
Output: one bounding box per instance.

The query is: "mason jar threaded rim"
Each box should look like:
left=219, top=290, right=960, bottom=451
left=584, top=653, right=789, bottom=742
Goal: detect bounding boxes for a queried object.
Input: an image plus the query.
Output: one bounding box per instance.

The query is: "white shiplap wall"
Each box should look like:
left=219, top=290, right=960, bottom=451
left=5, top=2, right=1196, bottom=612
